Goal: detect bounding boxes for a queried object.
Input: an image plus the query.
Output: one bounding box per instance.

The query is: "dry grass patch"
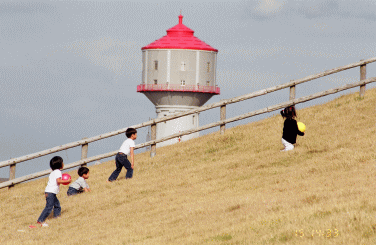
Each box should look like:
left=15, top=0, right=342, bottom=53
left=0, top=88, right=376, bottom=244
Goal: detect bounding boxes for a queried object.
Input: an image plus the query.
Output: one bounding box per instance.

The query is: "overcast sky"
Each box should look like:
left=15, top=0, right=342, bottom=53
left=1, top=0, right=376, bottom=178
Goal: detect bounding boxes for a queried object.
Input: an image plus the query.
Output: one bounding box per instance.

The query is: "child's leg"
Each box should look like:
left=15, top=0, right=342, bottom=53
left=281, top=138, right=294, bottom=151
left=67, top=187, right=79, bottom=196
left=53, top=196, right=61, bottom=218
left=125, top=167, right=133, bottom=179
left=37, top=193, right=55, bottom=223
left=122, top=157, right=133, bottom=179
left=108, top=153, right=123, bottom=181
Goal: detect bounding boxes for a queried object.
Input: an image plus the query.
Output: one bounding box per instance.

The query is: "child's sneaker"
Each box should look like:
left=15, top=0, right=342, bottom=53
left=37, top=222, right=49, bottom=227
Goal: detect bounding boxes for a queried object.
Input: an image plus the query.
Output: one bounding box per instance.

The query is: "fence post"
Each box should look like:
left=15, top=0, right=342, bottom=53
left=150, top=123, right=157, bottom=158
left=360, top=60, right=366, bottom=97
left=81, top=137, right=88, bottom=167
left=289, top=81, right=296, bottom=101
left=220, top=102, right=226, bottom=135
left=8, top=162, right=16, bottom=189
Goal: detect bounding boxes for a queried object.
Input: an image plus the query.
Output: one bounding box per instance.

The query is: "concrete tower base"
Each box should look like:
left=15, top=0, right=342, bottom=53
left=156, top=105, right=199, bottom=147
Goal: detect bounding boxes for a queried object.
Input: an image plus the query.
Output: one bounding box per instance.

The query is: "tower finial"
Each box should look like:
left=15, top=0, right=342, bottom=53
left=179, top=11, right=183, bottom=24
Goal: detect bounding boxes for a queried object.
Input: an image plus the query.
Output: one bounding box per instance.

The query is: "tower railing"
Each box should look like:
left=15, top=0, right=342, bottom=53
left=1, top=58, right=376, bottom=189
left=137, top=84, right=220, bottom=94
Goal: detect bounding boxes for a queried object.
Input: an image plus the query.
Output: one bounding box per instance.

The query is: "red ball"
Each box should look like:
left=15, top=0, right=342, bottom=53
left=61, top=173, right=71, bottom=185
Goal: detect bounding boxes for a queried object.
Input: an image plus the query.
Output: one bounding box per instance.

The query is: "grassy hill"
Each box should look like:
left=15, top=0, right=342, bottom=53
left=1, top=88, right=375, bottom=245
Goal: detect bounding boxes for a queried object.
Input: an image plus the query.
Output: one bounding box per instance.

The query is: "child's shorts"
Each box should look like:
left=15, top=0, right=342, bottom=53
left=67, top=187, right=83, bottom=196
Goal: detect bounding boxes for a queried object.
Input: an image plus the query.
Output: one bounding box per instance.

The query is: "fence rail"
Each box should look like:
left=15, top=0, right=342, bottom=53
left=1, top=58, right=375, bottom=189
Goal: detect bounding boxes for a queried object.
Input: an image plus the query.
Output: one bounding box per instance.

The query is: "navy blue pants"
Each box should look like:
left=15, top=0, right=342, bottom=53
left=67, top=187, right=83, bottom=196
left=37, top=192, right=61, bottom=222
left=108, top=153, right=133, bottom=181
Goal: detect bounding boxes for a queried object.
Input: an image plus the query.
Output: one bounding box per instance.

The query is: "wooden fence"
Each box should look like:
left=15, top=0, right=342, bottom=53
left=1, top=58, right=376, bottom=189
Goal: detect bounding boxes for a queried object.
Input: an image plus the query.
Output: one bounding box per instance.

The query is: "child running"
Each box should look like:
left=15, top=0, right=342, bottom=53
left=67, top=167, right=91, bottom=196
left=36, top=156, right=71, bottom=227
left=107, top=128, right=137, bottom=182
left=280, top=106, right=304, bottom=151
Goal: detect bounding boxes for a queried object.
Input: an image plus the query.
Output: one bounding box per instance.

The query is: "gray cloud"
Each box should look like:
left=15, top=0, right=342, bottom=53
left=292, top=0, right=340, bottom=19
left=64, top=37, right=141, bottom=75
left=0, top=1, right=57, bottom=14
left=245, top=0, right=376, bottom=21
left=0, top=2, right=61, bottom=43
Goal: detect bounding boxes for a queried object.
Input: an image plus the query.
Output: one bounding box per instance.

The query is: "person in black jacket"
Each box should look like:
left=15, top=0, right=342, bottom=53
left=280, top=106, right=304, bottom=151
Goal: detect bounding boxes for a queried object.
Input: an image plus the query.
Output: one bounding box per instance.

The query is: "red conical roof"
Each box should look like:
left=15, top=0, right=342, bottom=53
left=141, top=15, right=218, bottom=52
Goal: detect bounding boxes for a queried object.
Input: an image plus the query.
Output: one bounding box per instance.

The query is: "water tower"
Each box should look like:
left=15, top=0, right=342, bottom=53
left=138, top=14, right=220, bottom=147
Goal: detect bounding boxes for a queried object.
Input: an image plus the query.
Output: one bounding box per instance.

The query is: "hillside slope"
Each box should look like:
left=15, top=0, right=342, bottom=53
left=1, top=88, right=375, bottom=245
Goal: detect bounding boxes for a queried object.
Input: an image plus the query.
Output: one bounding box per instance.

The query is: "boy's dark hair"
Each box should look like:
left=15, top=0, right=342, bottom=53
left=78, top=167, right=89, bottom=177
left=50, top=156, right=63, bottom=170
left=125, top=128, right=137, bottom=138
left=280, top=106, right=297, bottom=119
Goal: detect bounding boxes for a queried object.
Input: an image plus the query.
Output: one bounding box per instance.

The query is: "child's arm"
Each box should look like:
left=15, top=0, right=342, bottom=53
left=130, top=147, right=134, bottom=169
left=82, top=180, right=90, bottom=192
left=56, top=177, right=71, bottom=185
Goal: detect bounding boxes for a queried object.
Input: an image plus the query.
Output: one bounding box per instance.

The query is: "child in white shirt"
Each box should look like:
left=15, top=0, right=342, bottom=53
left=107, top=128, right=137, bottom=181
left=37, top=156, right=71, bottom=227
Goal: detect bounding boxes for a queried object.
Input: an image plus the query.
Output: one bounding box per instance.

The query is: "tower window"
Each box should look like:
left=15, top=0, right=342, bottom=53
left=181, top=61, right=186, bottom=71
left=181, top=80, right=185, bottom=86
left=206, top=81, right=210, bottom=86
left=207, top=62, right=210, bottom=73
left=154, top=60, right=158, bottom=70
left=154, top=79, right=158, bottom=85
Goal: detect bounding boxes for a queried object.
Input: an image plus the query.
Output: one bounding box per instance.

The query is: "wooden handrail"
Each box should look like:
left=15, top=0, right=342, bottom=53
left=1, top=77, right=374, bottom=189
left=2, top=58, right=375, bottom=168
left=145, top=77, right=376, bottom=144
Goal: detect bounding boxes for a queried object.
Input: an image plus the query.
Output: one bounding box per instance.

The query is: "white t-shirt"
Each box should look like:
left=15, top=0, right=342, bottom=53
left=45, top=169, right=62, bottom=194
left=69, top=176, right=90, bottom=190
left=119, top=138, right=135, bottom=156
